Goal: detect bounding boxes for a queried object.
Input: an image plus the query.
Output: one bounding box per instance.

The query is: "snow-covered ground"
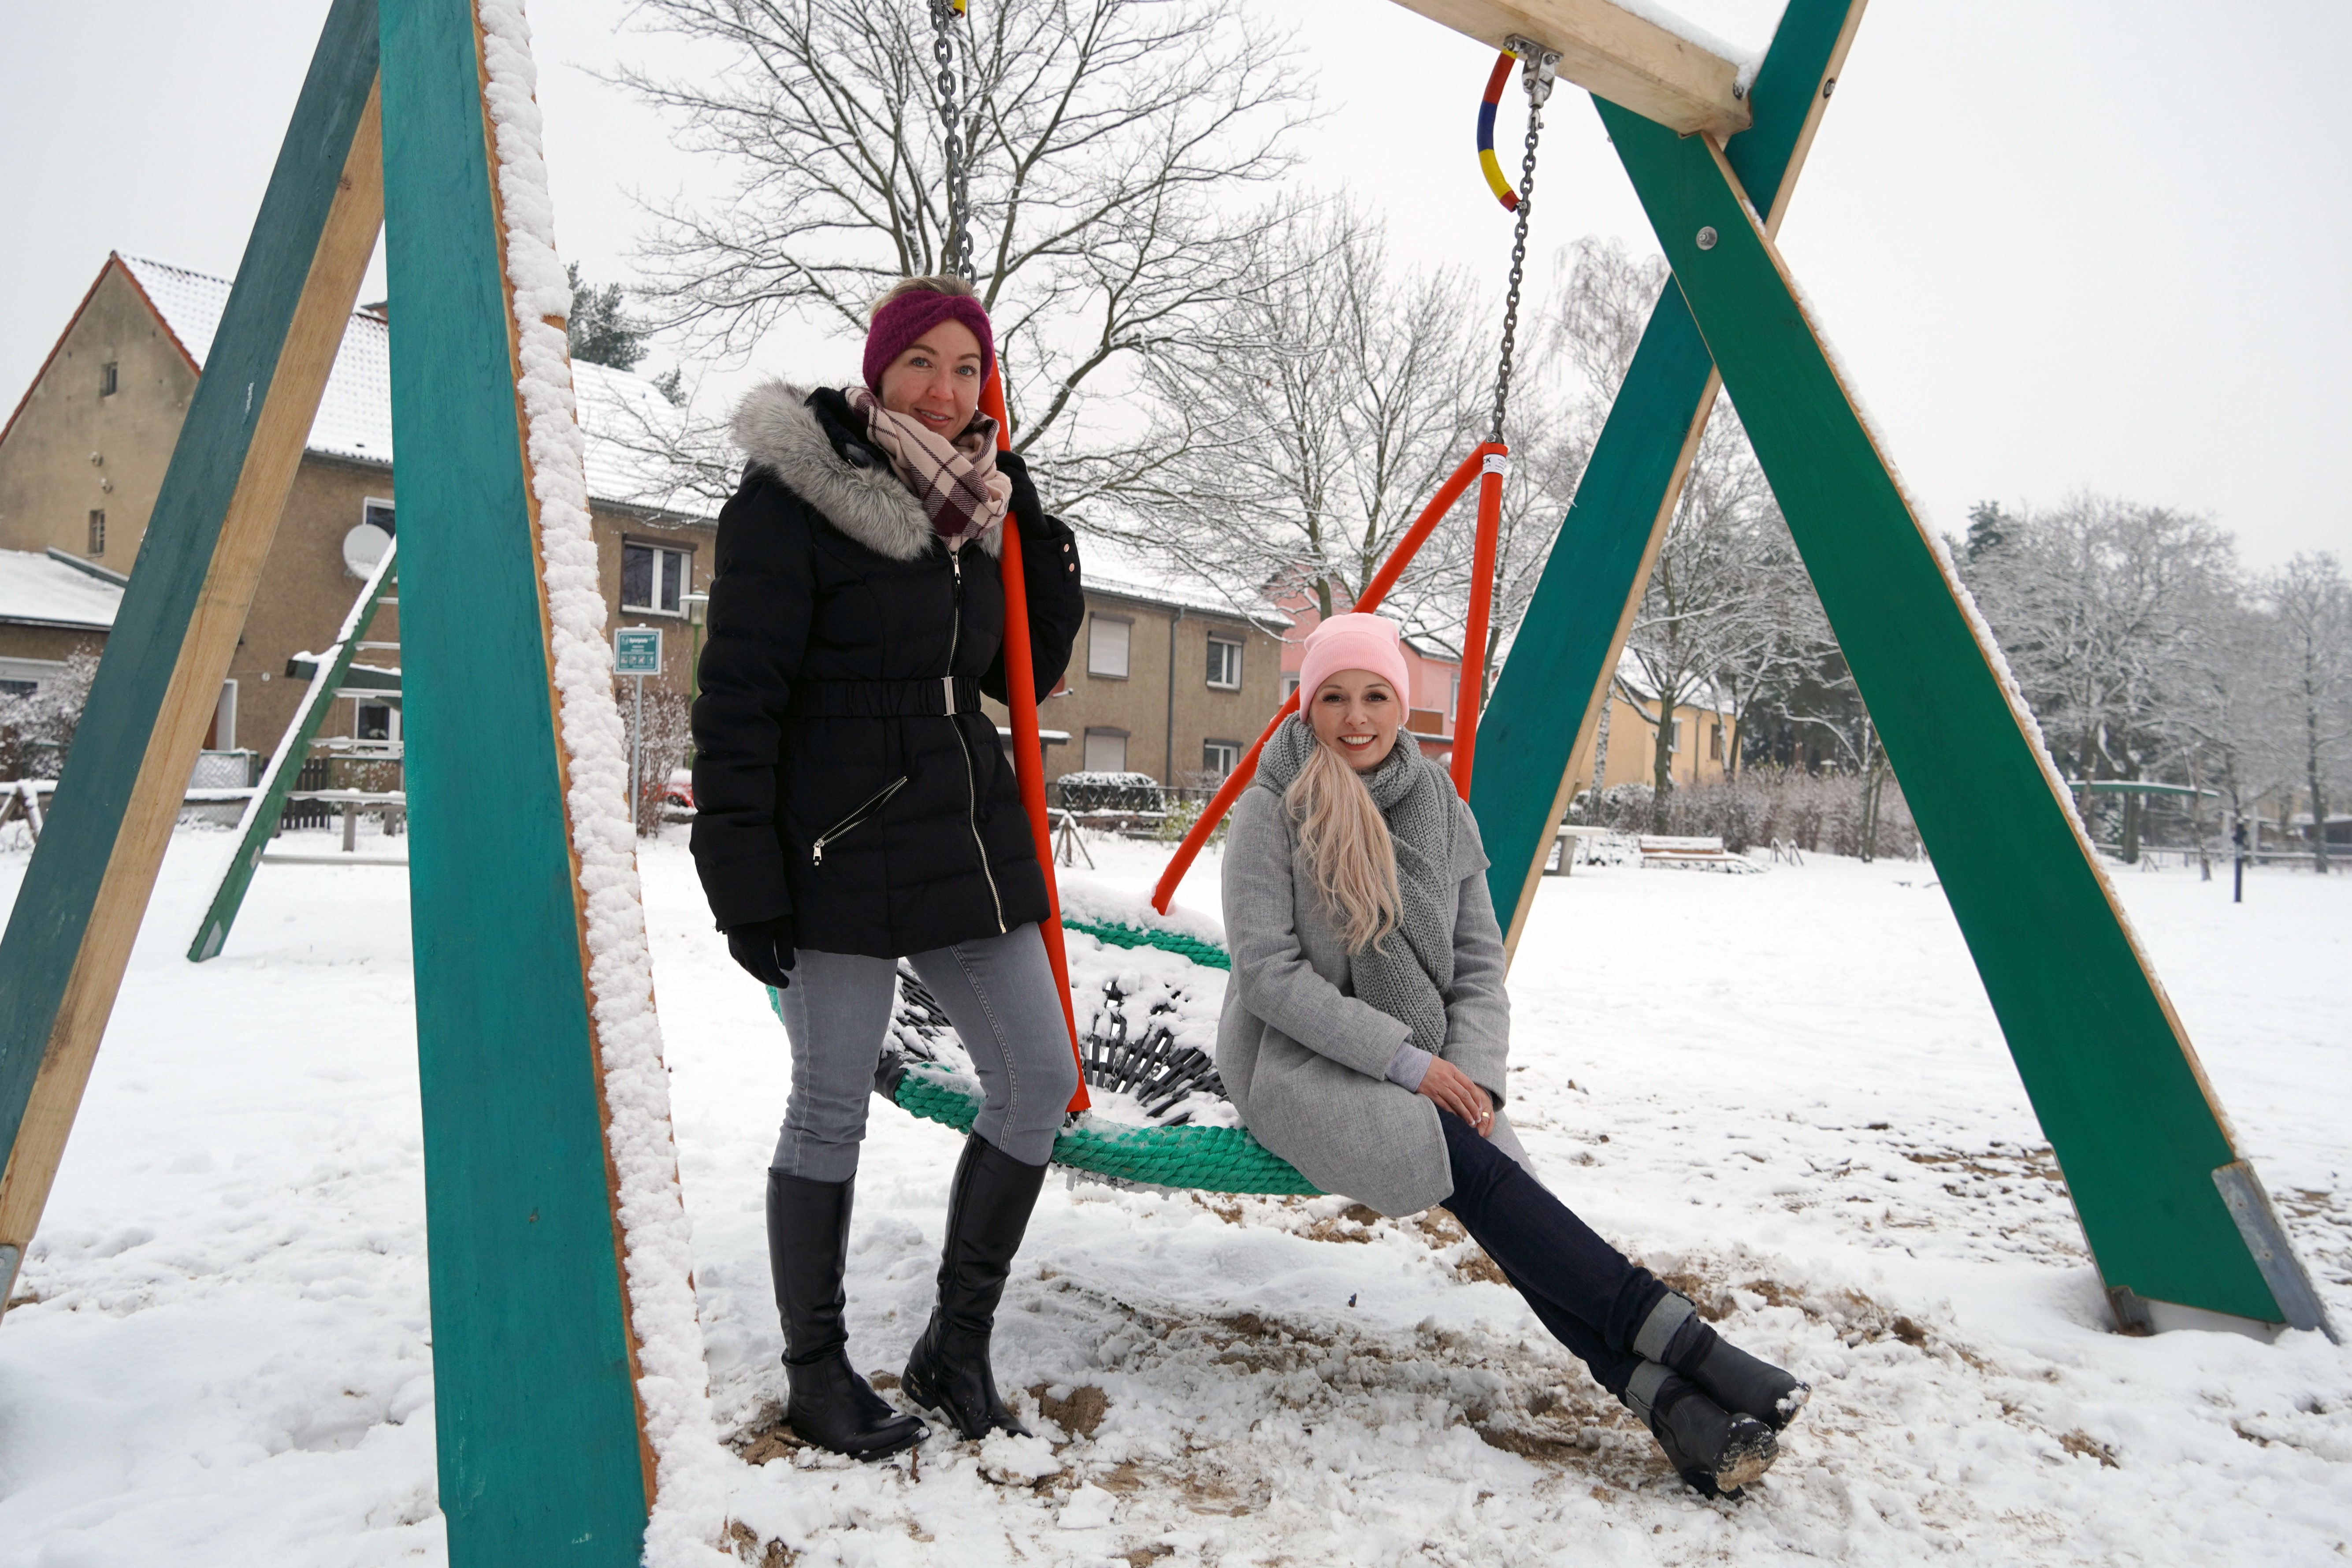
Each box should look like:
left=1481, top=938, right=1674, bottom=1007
left=1, top=825, right=2346, bottom=1565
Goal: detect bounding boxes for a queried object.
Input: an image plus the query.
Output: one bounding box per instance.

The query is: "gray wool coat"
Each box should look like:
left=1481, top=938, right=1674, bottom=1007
left=1216, top=768, right=1527, bottom=1217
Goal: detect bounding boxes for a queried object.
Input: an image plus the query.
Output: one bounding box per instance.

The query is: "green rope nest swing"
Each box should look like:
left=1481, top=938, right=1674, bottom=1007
left=768, top=918, right=1319, bottom=1196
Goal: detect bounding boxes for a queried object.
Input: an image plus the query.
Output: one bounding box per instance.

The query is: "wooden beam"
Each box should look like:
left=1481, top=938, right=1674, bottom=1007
left=1384, top=0, right=1752, bottom=137
left=1600, top=91, right=2329, bottom=1334
left=0, top=0, right=384, bottom=1311
left=1475, top=0, right=1865, bottom=957
left=380, top=0, right=669, bottom=1557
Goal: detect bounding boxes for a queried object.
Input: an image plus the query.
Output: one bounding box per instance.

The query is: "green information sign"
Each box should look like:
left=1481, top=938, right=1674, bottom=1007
left=613, top=627, right=661, bottom=676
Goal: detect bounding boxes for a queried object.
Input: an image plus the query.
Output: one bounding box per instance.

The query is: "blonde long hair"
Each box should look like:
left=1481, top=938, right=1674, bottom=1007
left=1286, top=737, right=1401, bottom=953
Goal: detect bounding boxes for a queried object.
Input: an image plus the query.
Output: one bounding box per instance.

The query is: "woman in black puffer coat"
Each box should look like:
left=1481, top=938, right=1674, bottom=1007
left=691, top=276, right=1085, bottom=1460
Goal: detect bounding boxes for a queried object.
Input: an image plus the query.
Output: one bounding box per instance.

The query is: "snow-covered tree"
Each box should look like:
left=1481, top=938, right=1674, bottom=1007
left=2266, top=551, right=2351, bottom=872
left=0, top=649, right=100, bottom=783
left=1958, top=494, right=2237, bottom=859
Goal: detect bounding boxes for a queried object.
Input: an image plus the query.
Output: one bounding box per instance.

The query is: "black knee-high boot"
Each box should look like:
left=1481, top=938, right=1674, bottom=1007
left=902, top=1134, right=1048, bottom=1439
left=768, top=1170, right=926, bottom=1459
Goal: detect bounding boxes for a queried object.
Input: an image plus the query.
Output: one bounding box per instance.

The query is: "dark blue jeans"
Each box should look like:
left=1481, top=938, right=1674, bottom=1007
left=1437, top=1111, right=1667, bottom=1399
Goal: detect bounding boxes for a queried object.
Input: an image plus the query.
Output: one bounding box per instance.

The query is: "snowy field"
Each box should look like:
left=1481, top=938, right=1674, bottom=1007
left=0, top=824, right=2347, bottom=1566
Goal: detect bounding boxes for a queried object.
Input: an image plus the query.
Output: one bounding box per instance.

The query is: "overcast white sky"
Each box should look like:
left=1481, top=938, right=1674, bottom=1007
left=4, top=0, right=2347, bottom=566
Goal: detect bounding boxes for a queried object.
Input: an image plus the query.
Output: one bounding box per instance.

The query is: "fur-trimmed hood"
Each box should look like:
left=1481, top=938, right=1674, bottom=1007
left=731, top=379, right=1000, bottom=560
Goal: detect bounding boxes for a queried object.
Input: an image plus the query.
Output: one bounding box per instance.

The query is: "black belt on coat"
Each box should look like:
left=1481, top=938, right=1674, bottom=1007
left=791, top=676, right=984, bottom=718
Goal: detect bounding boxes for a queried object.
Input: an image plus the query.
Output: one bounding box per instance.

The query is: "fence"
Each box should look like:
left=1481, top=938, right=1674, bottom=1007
left=1575, top=770, right=1924, bottom=861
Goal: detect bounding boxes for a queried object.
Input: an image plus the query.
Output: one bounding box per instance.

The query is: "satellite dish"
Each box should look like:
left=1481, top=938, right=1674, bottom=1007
left=342, top=522, right=393, bottom=578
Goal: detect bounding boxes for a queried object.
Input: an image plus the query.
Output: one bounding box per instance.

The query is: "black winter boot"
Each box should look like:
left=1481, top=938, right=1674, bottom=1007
left=1634, top=1293, right=1810, bottom=1431
left=1624, top=1361, right=1779, bottom=1498
left=902, top=1134, right=1049, bottom=1439
left=767, top=1170, right=926, bottom=1460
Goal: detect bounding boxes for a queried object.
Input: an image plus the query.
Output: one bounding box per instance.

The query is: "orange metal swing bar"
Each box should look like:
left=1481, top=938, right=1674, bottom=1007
left=1146, top=440, right=1509, bottom=915
left=980, top=368, right=1090, bottom=1112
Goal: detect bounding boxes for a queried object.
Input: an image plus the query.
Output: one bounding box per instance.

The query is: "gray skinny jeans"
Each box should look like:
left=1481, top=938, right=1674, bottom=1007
left=770, top=921, right=1078, bottom=1181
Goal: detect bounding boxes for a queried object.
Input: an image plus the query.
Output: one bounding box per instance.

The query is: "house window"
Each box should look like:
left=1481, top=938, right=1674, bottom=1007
left=100, top=361, right=118, bottom=397
left=88, top=509, right=106, bottom=556
left=1709, top=721, right=1724, bottom=761
left=0, top=679, right=35, bottom=699
left=1280, top=672, right=1300, bottom=702
left=362, top=498, right=395, bottom=535
left=1203, top=739, right=1240, bottom=778
left=622, top=540, right=691, bottom=614
left=1083, top=728, right=1129, bottom=773
left=357, top=702, right=401, bottom=742
left=1088, top=615, right=1131, bottom=679
left=1668, top=718, right=1683, bottom=754
left=1205, top=634, right=1242, bottom=690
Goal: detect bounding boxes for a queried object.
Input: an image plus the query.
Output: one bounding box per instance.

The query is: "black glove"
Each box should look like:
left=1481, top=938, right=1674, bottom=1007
left=725, top=915, right=798, bottom=990
left=995, top=450, right=1056, bottom=540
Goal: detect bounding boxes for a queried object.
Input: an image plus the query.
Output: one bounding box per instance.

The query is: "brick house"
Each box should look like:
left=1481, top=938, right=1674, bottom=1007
left=985, top=565, right=1287, bottom=789
left=0, top=253, right=715, bottom=768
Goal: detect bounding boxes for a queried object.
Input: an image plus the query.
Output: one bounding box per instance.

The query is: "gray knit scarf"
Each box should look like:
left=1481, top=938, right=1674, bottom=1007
left=1255, top=717, right=1460, bottom=1058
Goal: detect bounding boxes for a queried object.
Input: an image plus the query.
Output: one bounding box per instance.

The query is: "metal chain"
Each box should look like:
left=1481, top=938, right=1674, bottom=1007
left=1488, top=45, right=1553, bottom=445
left=931, top=0, right=974, bottom=282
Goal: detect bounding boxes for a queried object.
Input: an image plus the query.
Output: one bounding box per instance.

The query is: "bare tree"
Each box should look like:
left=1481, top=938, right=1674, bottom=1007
left=1107, top=204, right=1495, bottom=628
left=617, top=0, right=1311, bottom=496
left=1613, top=392, right=1791, bottom=830
left=2267, top=551, right=2352, bottom=872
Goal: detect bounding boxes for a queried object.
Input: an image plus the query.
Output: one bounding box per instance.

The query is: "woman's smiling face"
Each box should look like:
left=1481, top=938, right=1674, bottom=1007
left=1308, top=668, right=1403, bottom=772
left=877, top=317, right=984, bottom=437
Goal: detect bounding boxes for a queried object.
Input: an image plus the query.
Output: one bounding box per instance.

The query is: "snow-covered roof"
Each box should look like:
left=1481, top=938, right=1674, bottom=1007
left=117, top=254, right=706, bottom=518
left=1612, top=646, right=1732, bottom=715
left=0, top=548, right=123, bottom=630
left=1076, top=536, right=1287, bottom=627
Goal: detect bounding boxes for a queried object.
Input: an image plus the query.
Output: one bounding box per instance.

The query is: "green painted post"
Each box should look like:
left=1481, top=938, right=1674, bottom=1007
left=379, top=0, right=653, bottom=1558
left=188, top=542, right=397, bottom=962
left=0, top=0, right=384, bottom=1306
left=1472, top=0, right=1866, bottom=945
left=1601, top=99, right=2321, bottom=1331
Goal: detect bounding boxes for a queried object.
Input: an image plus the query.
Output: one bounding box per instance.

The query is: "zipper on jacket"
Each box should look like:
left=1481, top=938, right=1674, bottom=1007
left=946, top=547, right=1007, bottom=931
left=811, top=775, right=909, bottom=866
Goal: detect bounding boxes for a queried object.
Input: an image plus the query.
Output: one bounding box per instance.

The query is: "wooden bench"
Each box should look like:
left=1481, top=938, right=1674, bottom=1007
left=1636, top=834, right=1756, bottom=872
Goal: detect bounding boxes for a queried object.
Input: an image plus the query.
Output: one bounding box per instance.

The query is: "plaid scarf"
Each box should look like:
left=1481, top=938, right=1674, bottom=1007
left=844, top=386, right=1013, bottom=549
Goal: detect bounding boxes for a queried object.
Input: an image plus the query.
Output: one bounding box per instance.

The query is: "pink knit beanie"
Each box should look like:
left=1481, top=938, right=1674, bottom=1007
left=862, top=287, right=996, bottom=394
left=1298, top=613, right=1411, bottom=706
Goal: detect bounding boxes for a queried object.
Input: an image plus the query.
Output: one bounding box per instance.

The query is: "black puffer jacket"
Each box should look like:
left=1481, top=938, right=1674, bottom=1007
left=689, top=381, right=1084, bottom=957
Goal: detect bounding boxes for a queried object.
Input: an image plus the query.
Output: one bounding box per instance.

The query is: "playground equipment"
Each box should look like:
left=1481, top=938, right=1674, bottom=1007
left=188, top=539, right=403, bottom=959
left=0, top=2, right=719, bottom=1559
left=0, top=0, right=2333, bottom=1561
left=1137, top=0, right=2333, bottom=1351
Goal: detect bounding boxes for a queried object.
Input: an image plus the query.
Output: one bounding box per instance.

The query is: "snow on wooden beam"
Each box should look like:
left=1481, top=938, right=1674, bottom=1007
left=1383, top=0, right=1753, bottom=137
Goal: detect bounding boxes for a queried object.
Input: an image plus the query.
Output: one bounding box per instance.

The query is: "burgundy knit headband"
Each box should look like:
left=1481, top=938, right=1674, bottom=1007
left=862, top=290, right=996, bottom=394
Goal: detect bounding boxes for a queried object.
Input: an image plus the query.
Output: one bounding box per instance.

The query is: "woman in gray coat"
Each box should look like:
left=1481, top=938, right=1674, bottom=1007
left=1219, top=613, right=1806, bottom=1498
